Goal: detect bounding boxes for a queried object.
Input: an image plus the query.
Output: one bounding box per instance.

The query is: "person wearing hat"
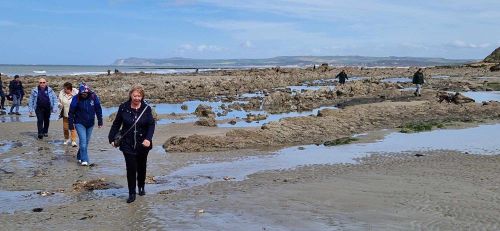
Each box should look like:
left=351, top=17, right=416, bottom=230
left=28, top=78, right=58, bottom=139
left=68, top=83, right=103, bottom=166
left=8, top=75, right=24, bottom=115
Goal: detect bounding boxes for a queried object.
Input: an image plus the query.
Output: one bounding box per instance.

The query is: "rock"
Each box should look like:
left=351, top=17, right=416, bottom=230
left=452, top=93, right=475, bottom=104
left=245, top=113, right=268, bottom=122
left=180, top=104, right=188, bottom=110
left=72, top=178, right=121, bottom=191
left=414, top=154, right=425, bottom=157
left=194, top=117, right=217, bottom=127
left=108, top=112, right=117, bottom=122
left=298, top=146, right=305, bottom=150
left=484, top=47, right=500, bottom=63
left=228, top=119, right=237, bottom=125
left=194, top=104, right=215, bottom=117
left=490, top=63, right=500, bottom=72
left=32, top=208, right=43, bottom=212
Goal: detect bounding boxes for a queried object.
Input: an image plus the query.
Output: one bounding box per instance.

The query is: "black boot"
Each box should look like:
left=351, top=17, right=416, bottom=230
left=138, top=187, right=145, bottom=196
left=126, top=193, right=136, bottom=203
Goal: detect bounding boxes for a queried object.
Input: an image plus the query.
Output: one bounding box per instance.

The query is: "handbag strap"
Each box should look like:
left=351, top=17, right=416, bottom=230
left=120, top=105, right=149, bottom=137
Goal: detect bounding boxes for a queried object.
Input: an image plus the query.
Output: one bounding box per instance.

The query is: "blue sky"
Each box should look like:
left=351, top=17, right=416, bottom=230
left=0, top=0, right=499, bottom=64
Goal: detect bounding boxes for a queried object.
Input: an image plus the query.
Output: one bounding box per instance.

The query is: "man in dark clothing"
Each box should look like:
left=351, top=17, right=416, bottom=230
left=336, top=70, right=349, bottom=85
left=412, top=68, right=425, bottom=96
left=28, top=78, right=58, bottom=139
left=8, top=75, right=24, bottom=115
left=0, top=74, right=6, bottom=110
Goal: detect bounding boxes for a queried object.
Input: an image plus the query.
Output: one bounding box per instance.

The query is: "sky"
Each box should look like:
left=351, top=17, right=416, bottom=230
left=0, top=0, right=499, bottom=65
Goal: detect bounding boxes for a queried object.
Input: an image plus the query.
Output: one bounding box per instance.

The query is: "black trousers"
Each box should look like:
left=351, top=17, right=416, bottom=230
left=35, top=106, right=51, bottom=135
left=0, top=91, right=5, bottom=108
left=123, top=152, right=149, bottom=194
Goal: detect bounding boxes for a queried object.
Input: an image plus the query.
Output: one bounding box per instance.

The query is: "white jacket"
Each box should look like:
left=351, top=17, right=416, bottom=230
left=58, top=88, right=79, bottom=117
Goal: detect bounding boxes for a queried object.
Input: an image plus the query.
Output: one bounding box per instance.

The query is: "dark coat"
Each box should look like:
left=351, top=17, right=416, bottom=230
left=412, top=71, right=424, bottom=84
left=336, top=71, right=348, bottom=83
left=108, top=100, right=155, bottom=154
left=9, top=80, right=24, bottom=97
left=68, top=92, right=103, bottom=130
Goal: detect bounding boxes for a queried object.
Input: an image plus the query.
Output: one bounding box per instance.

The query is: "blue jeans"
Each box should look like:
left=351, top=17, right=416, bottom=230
left=10, top=94, right=21, bottom=113
left=75, top=124, right=94, bottom=162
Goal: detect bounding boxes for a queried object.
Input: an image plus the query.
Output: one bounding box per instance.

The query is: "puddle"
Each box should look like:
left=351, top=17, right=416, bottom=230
left=287, top=85, right=335, bottom=93
left=0, top=190, right=69, bottom=214
left=162, top=124, right=500, bottom=189
left=431, top=75, right=450, bottom=79
left=460, top=91, right=500, bottom=102
left=381, top=77, right=412, bottom=83
left=218, top=106, right=337, bottom=128
left=0, top=142, right=14, bottom=154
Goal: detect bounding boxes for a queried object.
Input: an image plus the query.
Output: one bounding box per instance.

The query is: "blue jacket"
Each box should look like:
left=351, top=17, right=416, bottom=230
left=9, top=80, right=24, bottom=97
left=28, top=86, right=58, bottom=113
left=68, top=92, right=103, bottom=130
left=108, top=100, right=155, bottom=154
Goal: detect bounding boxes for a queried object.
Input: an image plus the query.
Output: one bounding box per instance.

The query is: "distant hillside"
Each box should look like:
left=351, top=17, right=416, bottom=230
left=484, top=47, right=500, bottom=63
left=113, top=56, right=475, bottom=67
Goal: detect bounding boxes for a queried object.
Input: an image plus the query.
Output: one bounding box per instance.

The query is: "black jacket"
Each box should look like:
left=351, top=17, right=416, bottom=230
left=108, top=100, right=155, bottom=154
left=412, top=71, right=424, bottom=84
left=9, top=80, right=24, bottom=97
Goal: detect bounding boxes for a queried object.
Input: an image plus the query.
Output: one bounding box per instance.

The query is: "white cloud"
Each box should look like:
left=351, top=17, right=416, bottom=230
left=177, top=43, right=226, bottom=53
left=197, top=44, right=225, bottom=52
left=449, top=40, right=491, bottom=49
left=240, top=40, right=253, bottom=48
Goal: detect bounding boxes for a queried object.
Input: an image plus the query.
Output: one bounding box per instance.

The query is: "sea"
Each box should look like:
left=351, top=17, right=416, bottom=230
left=0, top=65, right=218, bottom=77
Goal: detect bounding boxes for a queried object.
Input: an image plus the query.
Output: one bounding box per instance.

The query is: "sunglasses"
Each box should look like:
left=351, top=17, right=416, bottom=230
left=39, top=82, right=46, bottom=84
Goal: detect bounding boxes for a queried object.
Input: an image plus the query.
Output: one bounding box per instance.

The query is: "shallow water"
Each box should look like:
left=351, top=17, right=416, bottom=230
left=381, top=77, right=412, bottom=83
left=218, top=106, right=337, bottom=128
left=1, top=123, right=499, bottom=214
left=460, top=91, right=500, bottom=102
left=164, top=124, right=500, bottom=188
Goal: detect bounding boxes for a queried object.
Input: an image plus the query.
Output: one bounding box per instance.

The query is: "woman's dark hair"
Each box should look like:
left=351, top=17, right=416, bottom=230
left=63, top=82, right=73, bottom=90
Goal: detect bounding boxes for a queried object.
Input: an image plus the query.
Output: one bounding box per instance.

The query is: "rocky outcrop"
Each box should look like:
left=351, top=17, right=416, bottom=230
left=163, top=100, right=500, bottom=152
left=484, top=47, right=500, bottom=63
left=194, top=117, right=217, bottom=127
left=194, top=104, right=215, bottom=117
left=490, top=63, right=500, bottom=72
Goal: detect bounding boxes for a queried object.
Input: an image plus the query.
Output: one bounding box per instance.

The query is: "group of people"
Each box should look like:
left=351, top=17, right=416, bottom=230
left=335, top=69, right=425, bottom=96
left=1, top=75, right=155, bottom=204
left=0, top=74, right=25, bottom=114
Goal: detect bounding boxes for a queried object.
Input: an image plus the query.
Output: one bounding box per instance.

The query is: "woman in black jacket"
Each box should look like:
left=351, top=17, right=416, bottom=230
left=108, top=85, right=155, bottom=203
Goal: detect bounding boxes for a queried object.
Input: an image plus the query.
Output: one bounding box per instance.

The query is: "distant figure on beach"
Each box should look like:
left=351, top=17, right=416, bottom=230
left=8, top=75, right=24, bottom=115
left=336, top=70, right=349, bottom=85
left=412, top=68, right=425, bottom=96
left=68, top=83, right=103, bottom=166
left=108, top=85, right=155, bottom=203
left=107, top=70, right=111, bottom=76
left=313, top=64, right=316, bottom=71
left=195, top=68, right=199, bottom=74
left=0, top=74, right=6, bottom=110
left=28, top=78, right=58, bottom=139
left=114, top=69, right=119, bottom=74
left=58, top=82, right=79, bottom=146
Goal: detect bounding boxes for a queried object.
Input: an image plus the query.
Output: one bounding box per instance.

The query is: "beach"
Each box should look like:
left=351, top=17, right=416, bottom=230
left=1, top=65, right=500, bottom=230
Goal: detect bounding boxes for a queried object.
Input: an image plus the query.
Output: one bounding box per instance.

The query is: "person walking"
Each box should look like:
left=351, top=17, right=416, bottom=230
left=0, top=74, right=6, bottom=110
left=68, top=83, right=103, bottom=166
left=8, top=75, right=24, bottom=115
left=336, top=70, right=349, bottom=85
left=412, top=68, right=425, bottom=96
left=28, top=78, right=58, bottom=139
left=58, top=82, right=79, bottom=146
left=108, top=85, right=155, bottom=203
